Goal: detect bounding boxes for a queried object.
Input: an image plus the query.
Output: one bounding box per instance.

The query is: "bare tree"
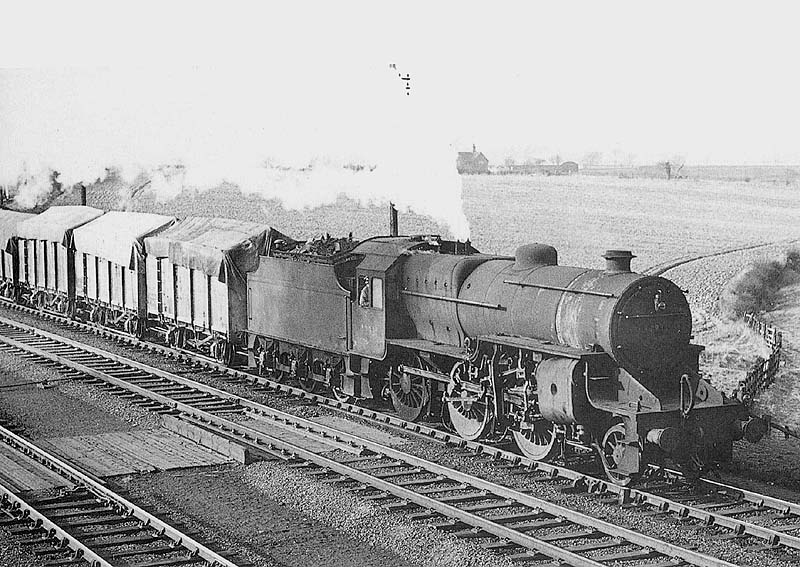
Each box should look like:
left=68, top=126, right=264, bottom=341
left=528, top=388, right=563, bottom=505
left=504, top=157, right=516, bottom=167
left=549, top=154, right=562, bottom=165
left=581, top=151, right=603, bottom=167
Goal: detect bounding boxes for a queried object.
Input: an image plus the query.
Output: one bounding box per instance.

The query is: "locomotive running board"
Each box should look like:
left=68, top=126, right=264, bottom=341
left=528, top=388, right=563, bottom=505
left=478, top=334, right=604, bottom=360
left=387, top=338, right=469, bottom=359
left=387, top=336, right=609, bottom=362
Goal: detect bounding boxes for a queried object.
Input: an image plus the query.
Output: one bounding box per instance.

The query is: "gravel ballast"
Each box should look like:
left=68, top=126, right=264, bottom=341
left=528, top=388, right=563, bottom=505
left=119, top=463, right=512, bottom=567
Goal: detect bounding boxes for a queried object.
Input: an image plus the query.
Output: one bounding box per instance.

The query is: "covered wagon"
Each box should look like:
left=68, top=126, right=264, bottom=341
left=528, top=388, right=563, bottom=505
left=143, top=217, right=268, bottom=364
left=71, top=211, right=176, bottom=335
left=15, top=206, right=104, bottom=313
left=0, top=209, right=36, bottom=300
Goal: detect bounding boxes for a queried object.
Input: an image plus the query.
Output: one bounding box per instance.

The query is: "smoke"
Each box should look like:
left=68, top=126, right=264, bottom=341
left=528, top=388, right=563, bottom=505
left=0, top=66, right=470, bottom=239
left=6, top=166, right=65, bottom=210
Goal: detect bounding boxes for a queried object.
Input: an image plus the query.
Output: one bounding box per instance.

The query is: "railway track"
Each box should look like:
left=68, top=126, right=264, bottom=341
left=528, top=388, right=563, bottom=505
left=641, top=238, right=799, bottom=277
left=0, top=421, right=242, bottom=567
left=0, top=314, right=791, bottom=566
left=3, top=305, right=800, bottom=559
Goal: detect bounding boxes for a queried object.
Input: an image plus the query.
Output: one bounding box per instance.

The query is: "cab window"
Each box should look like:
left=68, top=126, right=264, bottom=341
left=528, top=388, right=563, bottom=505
left=358, top=276, right=383, bottom=310
left=371, top=277, right=383, bottom=309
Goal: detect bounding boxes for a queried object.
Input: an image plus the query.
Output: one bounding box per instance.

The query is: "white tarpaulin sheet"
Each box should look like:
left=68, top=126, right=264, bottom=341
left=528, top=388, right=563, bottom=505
left=0, top=209, right=36, bottom=250
left=72, top=211, right=176, bottom=269
left=15, top=206, right=104, bottom=245
left=144, top=216, right=269, bottom=283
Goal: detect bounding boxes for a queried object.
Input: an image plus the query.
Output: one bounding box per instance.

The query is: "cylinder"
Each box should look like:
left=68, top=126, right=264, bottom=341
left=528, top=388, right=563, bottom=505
left=646, top=427, right=682, bottom=453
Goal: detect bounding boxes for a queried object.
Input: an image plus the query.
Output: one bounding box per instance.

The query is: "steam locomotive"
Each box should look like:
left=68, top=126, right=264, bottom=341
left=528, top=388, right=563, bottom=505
left=0, top=205, right=766, bottom=484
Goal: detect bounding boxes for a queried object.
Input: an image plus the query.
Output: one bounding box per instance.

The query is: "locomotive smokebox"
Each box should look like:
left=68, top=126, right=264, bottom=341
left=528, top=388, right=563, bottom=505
left=602, top=250, right=635, bottom=273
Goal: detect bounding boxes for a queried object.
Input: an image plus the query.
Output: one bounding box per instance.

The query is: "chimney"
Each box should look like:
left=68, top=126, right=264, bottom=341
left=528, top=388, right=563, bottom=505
left=472, top=143, right=476, bottom=153
left=602, top=250, right=635, bottom=273
left=389, top=202, right=399, bottom=236
left=76, top=183, right=87, bottom=206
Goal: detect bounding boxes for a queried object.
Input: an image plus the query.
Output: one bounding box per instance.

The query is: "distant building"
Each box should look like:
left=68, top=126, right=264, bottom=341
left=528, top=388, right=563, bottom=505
left=457, top=145, right=489, bottom=174
left=559, top=161, right=579, bottom=175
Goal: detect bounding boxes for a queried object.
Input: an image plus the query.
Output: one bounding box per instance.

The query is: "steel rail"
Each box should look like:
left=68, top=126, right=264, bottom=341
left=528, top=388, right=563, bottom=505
left=0, top=484, right=112, bottom=567
left=2, top=308, right=800, bottom=554
left=0, top=419, right=240, bottom=567
left=0, top=318, right=742, bottom=567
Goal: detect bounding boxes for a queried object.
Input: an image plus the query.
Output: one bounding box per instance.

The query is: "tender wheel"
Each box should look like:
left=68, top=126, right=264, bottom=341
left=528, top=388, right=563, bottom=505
left=388, top=355, right=429, bottom=422
left=329, top=370, right=355, bottom=403
left=598, top=423, right=635, bottom=486
left=513, top=417, right=559, bottom=461
left=296, top=360, right=320, bottom=393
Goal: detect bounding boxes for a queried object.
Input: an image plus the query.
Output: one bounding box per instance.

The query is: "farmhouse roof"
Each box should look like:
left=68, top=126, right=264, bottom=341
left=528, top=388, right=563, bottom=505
left=144, top=216, right=269, bottom=283
left=72, top=211, right=176, bottom=269
left=15, top=206, right=104, bottom=246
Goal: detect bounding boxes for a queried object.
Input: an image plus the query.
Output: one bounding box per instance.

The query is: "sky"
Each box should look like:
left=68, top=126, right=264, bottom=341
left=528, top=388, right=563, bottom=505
left=2, top=1, right=800, bottom=176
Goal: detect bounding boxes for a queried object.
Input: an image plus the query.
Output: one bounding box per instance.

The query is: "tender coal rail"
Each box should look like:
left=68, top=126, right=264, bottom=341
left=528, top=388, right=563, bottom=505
left=0, top=316, right=756, bottom=567
left=0, top=423, right=242, bottom=567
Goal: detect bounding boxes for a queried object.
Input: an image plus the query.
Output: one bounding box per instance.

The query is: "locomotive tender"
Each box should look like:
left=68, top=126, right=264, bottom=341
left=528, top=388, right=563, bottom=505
left=0, top=205, right=766, bottom=483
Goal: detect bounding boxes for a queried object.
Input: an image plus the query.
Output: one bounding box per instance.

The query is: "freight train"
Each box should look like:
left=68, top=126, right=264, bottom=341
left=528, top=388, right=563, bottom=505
left=0, top=205, right=767, bottom=484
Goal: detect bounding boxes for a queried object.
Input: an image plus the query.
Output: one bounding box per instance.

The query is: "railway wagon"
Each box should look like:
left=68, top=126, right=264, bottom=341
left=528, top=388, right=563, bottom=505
left=143, top=217, right=269, bottom=364
left=0, top=210, right=36, bottom=300
left=14, top=206, right=104, bottom=313
left=71, top=211, right=176, bottom=336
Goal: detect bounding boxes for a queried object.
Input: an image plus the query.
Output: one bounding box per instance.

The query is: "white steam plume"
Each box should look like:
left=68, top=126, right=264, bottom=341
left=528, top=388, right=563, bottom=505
left=0, top=66, right=470, bottom=239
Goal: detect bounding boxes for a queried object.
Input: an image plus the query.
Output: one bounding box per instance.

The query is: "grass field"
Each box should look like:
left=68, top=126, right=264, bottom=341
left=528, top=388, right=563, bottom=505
left=78, top=172, right=800, bottom=273
left=462, top=175, right=800, bottom=269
